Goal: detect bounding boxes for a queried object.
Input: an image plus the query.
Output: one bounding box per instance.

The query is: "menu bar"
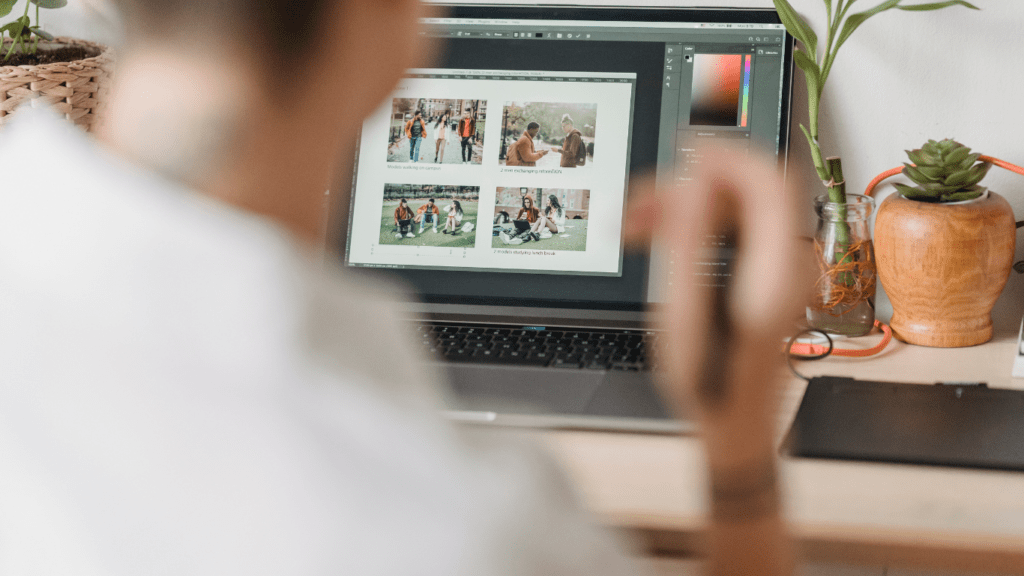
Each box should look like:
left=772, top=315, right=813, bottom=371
left=421, top=18, right=784, bottom=30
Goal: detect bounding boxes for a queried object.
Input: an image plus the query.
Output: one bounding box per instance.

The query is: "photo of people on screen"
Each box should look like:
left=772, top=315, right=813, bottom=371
left=387, top=98, right=486, bottom=164
left=492, top=187, right=589, bottom=251
left=499, top=102, right=595, bottom=169
left=380, top=184, right=479, bottom=247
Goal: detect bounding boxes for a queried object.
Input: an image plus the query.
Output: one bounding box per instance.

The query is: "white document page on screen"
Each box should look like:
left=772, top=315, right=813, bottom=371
left=346, top=69, right=636, bottom=277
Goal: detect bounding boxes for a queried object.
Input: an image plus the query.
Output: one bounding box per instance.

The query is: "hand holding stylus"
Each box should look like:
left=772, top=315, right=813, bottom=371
left=624, top=146, right=808, bottom=576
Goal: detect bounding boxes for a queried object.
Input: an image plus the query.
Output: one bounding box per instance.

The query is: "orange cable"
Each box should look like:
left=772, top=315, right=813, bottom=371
left=864, top=155, right=1024, bottom=197
left=816, top=154, right=1024, bottom=359
left=789, top=320, right=892, bottom=358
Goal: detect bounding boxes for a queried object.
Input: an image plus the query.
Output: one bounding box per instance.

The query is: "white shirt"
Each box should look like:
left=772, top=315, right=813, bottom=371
left=551, top=208, right=568, bottom=233
left=0, top=110, right=645, bottom=575
left=433, top=122, right=450, bottom=143
left=445, top=204, right=463, bottom=224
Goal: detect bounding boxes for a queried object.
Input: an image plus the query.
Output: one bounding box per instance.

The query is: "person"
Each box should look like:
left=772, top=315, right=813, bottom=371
left=500, top=194, right=540, bottom=245
left=433, top=112, right=451, bottom=163
left=415, top=197, right=440, bottom=233
left=405, top=109, right=427, bottom=162
left=443, top=199, right=463, bottom=234
left=457, top=107, right=476, bottom=163
left=551, top=113, right=585, bottom=168
left=0, top=0, right=806, bottom=574
left=529, top=194, right=566, bottom=241
left=393, top=197, right=416, bottom=238
left=505, top=121, right=548, bottom=167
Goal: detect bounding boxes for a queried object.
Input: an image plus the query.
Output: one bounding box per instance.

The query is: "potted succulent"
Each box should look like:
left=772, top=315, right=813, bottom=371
left=875, top=139, right=1015, bottom=347
left=773, top=0, right=979, bottom=336
left=0, top=0, right=113, bottom=131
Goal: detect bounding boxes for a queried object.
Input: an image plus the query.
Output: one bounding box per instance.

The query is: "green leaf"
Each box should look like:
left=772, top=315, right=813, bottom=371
left=904, top=164, right=938, bottom=183
left=833, top=0, right=901, bottom=57
left=29, top=0, right=68, bottom=8
left=794, top=48, right=821, bottom=100
left=799, top=123, right=830, bottom=180
left=905, top=149, right=925, bottom=165
left=942, top=167, right=971, bottom=186
left=942, top=187, right=985, bottom=202
left=937, top=139, right=957, bottom=155
left=0, top=0, right=17, bottom=19
left=897, top=1, right=979, bottom=11
left=30, top=26, right=53, bottom=41
left=2, top=18, right=26, bottom=40
left=943, top=144, right=971, bottom=166
left=956, top=152, right=981, bottom=171
left=965, top=161, right=992, bottom=185
left=922, top=182, right=959, bottom=194
left=916, top=165, right=945, bottom=179
left=773, top=0, right=818, bottom=58
left=907, top=147, right=940, bottom=166
left=893, top=183, right=931, bottom=199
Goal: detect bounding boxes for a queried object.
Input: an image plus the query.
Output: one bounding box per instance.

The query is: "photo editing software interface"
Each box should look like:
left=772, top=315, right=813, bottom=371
left=343, top=13, right=789, bottom=308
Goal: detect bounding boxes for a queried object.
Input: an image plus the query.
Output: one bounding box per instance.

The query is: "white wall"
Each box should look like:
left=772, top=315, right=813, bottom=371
left=43, top=0, right=1024, bottom=328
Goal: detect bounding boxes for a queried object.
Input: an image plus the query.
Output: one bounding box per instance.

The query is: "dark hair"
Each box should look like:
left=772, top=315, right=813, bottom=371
left=453, top=200, right=463, bottom=217
left=428, top=198, right=434, bottom=203
left=114, top=1, right=330, bottom=64
left=527, top=122, right=540, bottom=131
left=546, top=194, right=563, bottom=218
left=522, top=195, right=533, bottom=209
left=414, top=110, right=422, bottom=117
left=399, top=198, right=407, bottom=203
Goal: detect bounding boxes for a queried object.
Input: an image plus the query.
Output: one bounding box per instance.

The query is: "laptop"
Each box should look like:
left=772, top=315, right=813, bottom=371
left=338, top=4, right=795, bottom=433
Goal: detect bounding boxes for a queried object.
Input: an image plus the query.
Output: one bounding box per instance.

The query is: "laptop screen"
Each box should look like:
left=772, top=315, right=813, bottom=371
left=341, top=5, right=792, bottom=312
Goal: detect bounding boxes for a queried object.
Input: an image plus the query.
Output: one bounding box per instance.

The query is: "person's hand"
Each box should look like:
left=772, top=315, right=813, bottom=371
left=540, top=150, right=549, bottom=156
left=552, top=147, right=562, bottom=153
left=625, top=146, right=806, bottom=576
left=623, top=146, right=809, bottom=423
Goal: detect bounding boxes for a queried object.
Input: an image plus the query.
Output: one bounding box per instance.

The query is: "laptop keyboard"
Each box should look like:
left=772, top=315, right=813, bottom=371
left=416, top=322, right=656, bottom=371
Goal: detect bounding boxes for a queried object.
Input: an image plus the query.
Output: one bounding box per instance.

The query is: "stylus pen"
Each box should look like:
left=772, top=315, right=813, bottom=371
left=696, top=230, right=738, bottom=410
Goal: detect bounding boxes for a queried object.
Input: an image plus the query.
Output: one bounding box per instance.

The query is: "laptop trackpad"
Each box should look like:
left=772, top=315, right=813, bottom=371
left=445, top=364, right=603, bottom=415
left=584, top=371, right=673, bottom=420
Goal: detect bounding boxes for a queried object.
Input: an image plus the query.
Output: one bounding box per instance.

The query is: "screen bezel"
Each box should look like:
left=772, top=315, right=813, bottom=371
left=337, top=4, right=794, bottom=315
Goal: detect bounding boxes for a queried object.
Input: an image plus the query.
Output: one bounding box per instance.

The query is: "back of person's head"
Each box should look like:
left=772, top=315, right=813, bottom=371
left=527, top=122, right=540, bottom=131
left=112, top=1, right=327, bottom=65
left=104, top=0, right=430, bottom=243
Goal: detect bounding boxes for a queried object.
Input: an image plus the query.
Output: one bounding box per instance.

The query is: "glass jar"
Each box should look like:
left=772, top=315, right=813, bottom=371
left=806, top=193, right=877, bottom=337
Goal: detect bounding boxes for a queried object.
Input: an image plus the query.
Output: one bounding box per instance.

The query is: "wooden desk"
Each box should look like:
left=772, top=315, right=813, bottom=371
left=540, top=323, right=1024, bottom=574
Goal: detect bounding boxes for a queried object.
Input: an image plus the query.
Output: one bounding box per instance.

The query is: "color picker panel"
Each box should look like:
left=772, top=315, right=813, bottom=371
left=689, top=54, right=743, bottom=127
left=741, top=55, right=751, bottom=127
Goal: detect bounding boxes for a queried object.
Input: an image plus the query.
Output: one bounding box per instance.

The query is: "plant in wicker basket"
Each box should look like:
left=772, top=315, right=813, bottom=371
left=894, top=139, right=992, bottom=203
left=0, top=0, right=113, bottom=131
left=1, top=0, right=64, bottom=60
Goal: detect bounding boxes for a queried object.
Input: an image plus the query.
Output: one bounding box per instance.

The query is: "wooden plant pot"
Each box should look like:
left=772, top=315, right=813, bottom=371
left=0, top=37, right=113, bottom=132
left=874, top=191, right=1016, bottom=347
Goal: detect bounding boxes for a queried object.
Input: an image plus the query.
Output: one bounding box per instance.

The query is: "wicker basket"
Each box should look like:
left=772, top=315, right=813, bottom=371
left=0, top=37, right=113, bottom=132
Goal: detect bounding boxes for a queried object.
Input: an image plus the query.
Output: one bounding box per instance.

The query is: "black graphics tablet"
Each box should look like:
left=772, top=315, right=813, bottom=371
left=785, top=376, right=1024, bottom=472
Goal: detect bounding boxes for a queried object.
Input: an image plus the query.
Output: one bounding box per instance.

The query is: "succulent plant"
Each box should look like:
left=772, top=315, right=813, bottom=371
left=894, top=139, right=992, bottom=203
